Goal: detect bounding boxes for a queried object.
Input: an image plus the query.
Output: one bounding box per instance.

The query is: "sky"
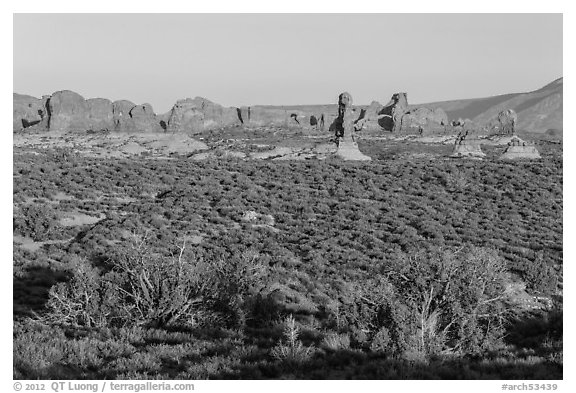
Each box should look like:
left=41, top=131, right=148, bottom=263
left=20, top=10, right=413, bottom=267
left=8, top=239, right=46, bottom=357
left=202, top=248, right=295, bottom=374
left=13, top=13, right=563, bottom=114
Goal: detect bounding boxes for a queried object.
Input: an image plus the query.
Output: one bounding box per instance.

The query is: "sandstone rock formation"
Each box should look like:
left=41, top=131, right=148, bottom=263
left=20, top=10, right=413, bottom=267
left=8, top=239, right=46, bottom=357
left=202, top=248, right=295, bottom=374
left=14, top=90, right=168, bottom=133
left=334, top=92, right=371, bottom=161
left=86, top=98, right=114, bottom=131
left=401, top=106, right=448, bottom=133
left=238, top=107, right=289, bottom=128
left=360, top=100, right=384, bottom=130
left=129, top=104, right=163, bottom=133
left=47, top=90, right=92, bottom=132
left=112, top=100, right=135, bottom=131
left=451, top=118, right=479, bottom=133
left=13, top=89, right=445, bottom=136
left=499, top=136, right=541, bottom=160
left=111, top=101, right=163, bottom=133
left=236, top=106, right=328, bottom=130
left=450, top=130, right=485, bottom=158
left=391, top=93, right=409, bottom=132
left=489, top=109, right=517, bottom=135
left=288, top=111, right=318, bottom=129
left=348, top=100, right=383, bottom=132
left=378, top=93, right=408, bottom=132
left=13, top=93, right=49, bottom=131
left=167, top=97, right=240, bottom=133
left=377, top=93, right=447, bottom=134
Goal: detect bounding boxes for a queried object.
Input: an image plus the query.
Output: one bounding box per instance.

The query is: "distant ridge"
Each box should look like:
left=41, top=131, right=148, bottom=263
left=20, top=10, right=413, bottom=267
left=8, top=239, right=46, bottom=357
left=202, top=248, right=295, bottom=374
left=418, top=78, right=563, bottom=133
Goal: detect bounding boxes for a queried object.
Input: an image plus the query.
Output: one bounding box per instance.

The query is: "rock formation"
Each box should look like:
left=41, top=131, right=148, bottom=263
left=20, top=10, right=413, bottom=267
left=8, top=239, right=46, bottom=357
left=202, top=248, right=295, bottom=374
left=489, top=109, right=517, bottom=135
left=13, top=89, right=444, bottom=136
left=112, top=100, right=137, bottom=131
left=377, top=93, right=447, bottom=134
left=348, top=101, right=384, bottom=132
left=378, top=93, right=408, bottom=132
left=450, top=130, right=485, bottom=158
left=86, top=98, right=114, bottom=131
left=110, top=101, right=163, bottom=133
left=451, top=118, right=477, bottom=131
left=334, top=92, right=371, bottom=161
left=288, top=111, right=318, bottom=129
left=47, top=90, right=92, bottom=132
left=13, top=93, right=49, bottom=131
left=167, top=97, right=240, bottom=133
left=401, top=106, right=448, bottom=134
left=129, top=104, right=163, bottom=133
left=238, top=106, right=289, bottom=128
left=391, top=93, right=409, bottom=132
left=13, top=90, right=169, bottom=133
left=499, top=136, right=541, bottom=160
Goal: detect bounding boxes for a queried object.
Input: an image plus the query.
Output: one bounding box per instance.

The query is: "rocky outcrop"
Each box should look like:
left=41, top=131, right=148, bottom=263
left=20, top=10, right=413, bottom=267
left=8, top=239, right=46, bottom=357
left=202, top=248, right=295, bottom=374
left=350, top=101, right=383, bottom=132
left=47, top=90, right=92, bottom=132
left=401, top=106, right=448, bottom=134
left=236, top=106, right=328, bottom=130
left=239, top=107, right=289, bottom=128
left=13, top=93, right=49, bottom=131
left=86, top=98, right=114, bottom=131
left=334, top=92, right=371, bottom=161
left=288, top=110, right=317, bottom=129
left=112, top=100, right=136, bottom=131
left=450, top=130, right=485, bottom=158
left=14, top=91, right=166, bottom=133
left=12, top=89, right=441, bottom=136
left=129, top=104, right=163, bottom=133
left=112, top=102, right=163, bottom=133
left=391, top=93, right=409, bottom=132
left=360, top=100, right=384, bottom=130
left=376, top=93, right=447, bottom=134
left=489, top=109, right=517, bottom=135
left=499, top=136, right=541, bottom=160
left=167, top=97, right=240, bottom=133
left=14, top=90, right=166, bottom=133
left=167, top=99, right=203, bottom=133
left=378, top=93, right=408, bottom=132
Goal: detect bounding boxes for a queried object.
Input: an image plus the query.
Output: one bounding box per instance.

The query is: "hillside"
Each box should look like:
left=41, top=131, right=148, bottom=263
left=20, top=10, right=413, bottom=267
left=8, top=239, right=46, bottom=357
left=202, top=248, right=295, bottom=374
left=420, top=78, right=563, bottom=133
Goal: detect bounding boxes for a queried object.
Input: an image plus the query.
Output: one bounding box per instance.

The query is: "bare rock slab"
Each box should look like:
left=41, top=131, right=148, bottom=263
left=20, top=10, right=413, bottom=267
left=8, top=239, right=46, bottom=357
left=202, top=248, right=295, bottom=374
left=450, top=130, right=485, bottom=159
left=335, top=140, right=371, bottom=161
left=500, top=137, right=541, bottom=160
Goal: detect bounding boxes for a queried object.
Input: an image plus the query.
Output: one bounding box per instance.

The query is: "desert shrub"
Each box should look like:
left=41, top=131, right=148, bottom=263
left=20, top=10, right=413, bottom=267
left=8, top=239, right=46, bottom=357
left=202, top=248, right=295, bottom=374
left=515, top=251, right=558, bottom=294
left=14, top=143, right=562, bottom=379
left=369, top=327, right=392, bottom=353
left=106, top=236, right=211, bottom=328
left=339, top=245, right=512, bottom=357
left=321, top=332, right=351, bottom=351
left=271, top=315, right=315, bottom=364
left=13, top=204, right=61, bottom=241
left=43, top=257, right=114, bottom=328
left=43, top=235, right=267, bottom=330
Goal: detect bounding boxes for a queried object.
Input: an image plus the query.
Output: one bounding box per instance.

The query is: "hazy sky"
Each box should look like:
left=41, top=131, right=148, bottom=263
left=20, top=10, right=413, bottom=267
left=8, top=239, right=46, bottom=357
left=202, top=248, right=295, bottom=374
left=13, top=14, right=562, bottom=113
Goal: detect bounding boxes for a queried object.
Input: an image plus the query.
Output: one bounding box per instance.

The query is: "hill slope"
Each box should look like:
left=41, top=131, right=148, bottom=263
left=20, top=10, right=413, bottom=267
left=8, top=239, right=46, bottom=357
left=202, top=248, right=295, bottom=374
left=420, top=78, right=563, bottom=133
